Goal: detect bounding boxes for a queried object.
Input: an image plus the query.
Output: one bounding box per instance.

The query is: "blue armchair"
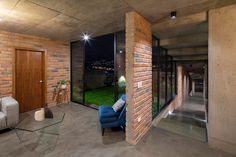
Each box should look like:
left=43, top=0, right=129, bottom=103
left=98, top=95, right=126, bottom=136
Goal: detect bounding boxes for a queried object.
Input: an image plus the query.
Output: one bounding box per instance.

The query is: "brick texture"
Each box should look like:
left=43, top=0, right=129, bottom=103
left=125, top=11, right=152, bottom=145
left=0, top=31, right=70, bottom=106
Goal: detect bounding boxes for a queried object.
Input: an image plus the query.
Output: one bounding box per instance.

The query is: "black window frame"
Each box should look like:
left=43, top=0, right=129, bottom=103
left=152, top=36, right=177, bottom=119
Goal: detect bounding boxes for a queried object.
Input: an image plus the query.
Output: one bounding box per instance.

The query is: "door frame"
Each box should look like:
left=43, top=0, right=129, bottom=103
left=13, top=47, right=48, bottom=108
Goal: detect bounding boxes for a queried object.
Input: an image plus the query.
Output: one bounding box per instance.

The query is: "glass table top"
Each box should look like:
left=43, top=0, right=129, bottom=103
left=15, top=106, right=65, bottom=132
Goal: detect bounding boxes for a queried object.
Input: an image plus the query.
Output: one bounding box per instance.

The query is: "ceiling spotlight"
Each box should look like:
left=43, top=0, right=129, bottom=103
left=170, top=11, right=177, bottom=19
left=82, top=33, right=91, bottom=41
left=83, top=34, right=89, bottom=40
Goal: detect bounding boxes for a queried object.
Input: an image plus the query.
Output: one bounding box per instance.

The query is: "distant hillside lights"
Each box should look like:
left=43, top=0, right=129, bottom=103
left=92, top=66, right=113, bottom=71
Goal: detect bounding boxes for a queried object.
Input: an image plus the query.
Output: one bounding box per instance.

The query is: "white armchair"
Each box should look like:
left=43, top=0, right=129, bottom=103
left=0, top=97, right=19, bottom=130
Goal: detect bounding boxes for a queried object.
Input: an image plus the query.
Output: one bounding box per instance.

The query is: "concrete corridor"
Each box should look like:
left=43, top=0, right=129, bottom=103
left=158, top=92, right=207, bottom=142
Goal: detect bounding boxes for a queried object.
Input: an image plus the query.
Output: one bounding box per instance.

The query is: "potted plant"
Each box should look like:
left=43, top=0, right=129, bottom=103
left=58, top=80, right=70, bottom=89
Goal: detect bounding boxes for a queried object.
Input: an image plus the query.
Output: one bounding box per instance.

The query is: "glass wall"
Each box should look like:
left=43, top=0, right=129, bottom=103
left=167, top=56, right=172, bottom=102
left=152, top=37, right=159, bottom=117
left=152, top=36, right=177, bottom=118
left=159, top=48, right=167, bottom=109
left=71, top=32, right=126, bottom=108
left=84, top=34, right=115, bottom=107
left=115, top=31, right=126, bottom=100
left=71, top=41, right=84, bottom=104
left=172, top=62, right=177, bottom=97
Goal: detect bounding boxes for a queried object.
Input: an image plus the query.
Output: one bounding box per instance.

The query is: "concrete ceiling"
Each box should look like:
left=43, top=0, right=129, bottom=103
left=0, top=0, right=131, bottom=40
left=182, top=62, right=207, bottom=79
left=0, top=0, right=235, bottom=42
left=149, top=0, right=236, bottom=63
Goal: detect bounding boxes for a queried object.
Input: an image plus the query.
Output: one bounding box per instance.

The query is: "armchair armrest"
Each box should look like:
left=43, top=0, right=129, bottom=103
left=1, top=97, right=19, bottom=127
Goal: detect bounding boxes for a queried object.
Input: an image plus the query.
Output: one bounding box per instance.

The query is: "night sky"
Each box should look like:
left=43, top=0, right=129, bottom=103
left=85, top=34, right=114, bottom=62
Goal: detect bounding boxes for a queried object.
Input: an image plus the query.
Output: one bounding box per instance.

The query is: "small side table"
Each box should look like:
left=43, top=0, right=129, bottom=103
left=52, top=86, right=69, bottom=105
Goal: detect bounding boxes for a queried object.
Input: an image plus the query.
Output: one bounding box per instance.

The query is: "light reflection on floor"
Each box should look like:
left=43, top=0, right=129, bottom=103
left=158, top=92, right=207, bottom=142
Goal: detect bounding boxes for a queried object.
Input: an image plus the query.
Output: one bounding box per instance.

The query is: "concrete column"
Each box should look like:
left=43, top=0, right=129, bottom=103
left=125, top=11, right=152, bottom=145
left=208, top=4, right=236, bottom=155
left=183, top=75, right=187, bottom=100
left=186, top=76, right=189, bottom=97
left=192, top=80, right=195, bottom=95
left=175, top=65, right=184, bottom=108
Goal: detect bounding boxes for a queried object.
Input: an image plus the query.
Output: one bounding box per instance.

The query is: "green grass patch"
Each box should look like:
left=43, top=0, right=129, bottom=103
left=85, top=86, right=114, bottom=106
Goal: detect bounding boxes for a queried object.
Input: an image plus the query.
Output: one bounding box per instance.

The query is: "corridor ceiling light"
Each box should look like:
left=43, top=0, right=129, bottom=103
left=170, top=11, right=177, bottom=19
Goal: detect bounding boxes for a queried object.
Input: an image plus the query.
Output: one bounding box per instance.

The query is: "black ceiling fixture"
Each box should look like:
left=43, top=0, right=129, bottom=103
left=170, top=11, right=177, bottom=19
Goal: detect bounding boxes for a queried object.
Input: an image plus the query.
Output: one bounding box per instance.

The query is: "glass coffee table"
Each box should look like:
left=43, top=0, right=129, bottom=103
left=14, top=106, right=65, bottom=155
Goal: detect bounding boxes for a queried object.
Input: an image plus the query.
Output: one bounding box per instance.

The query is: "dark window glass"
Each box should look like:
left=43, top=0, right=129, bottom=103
left=167, top=56, right=172, bottom=101
left=159, top=48, right=166, bottom=109
left=84, top=34, right=115, bottom=107
left=152, top=37, right=159, bottom=118
left=115, top=31, right=126, bottom=100
left=172, top=62, right=176, bottom=96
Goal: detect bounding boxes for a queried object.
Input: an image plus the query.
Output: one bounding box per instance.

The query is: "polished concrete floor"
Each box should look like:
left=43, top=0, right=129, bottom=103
left=158, top=92, right=207, bottom=141
left=0, top=102, right=234, bottom=157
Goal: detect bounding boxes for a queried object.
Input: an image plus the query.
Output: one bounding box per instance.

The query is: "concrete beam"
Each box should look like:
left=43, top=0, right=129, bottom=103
left=173, top=55, right=208, bottom=61
left=176, top=0, right=236, bottom=19
left=168, top=47, right=208, bottom=56
left=160, top=33, right=208, bottom=49
left=152, top=12, right=207, bottom=32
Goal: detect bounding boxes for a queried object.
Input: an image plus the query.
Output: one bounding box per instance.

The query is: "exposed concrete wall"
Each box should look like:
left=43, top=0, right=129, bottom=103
left=125, top=11, right=152, bottom=145
left=208, top=4, right=236, bottom=155
left=0, top=31, right=70, bottom=106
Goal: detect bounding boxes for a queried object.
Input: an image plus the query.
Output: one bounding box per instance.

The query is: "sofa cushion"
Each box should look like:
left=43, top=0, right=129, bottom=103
left=112, top=98, right=125, bottom=112
left=1, top=97, right=18, bottom=110
left=1, top=97, right=19, bottom=128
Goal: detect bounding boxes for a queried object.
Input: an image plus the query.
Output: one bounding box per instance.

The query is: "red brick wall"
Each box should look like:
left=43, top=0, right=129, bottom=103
left=125, top=11, right=152, bottom=145
left=0, top=31, right=70, bottom=106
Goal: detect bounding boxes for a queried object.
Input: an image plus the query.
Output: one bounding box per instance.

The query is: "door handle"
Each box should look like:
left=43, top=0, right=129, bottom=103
left=39, top=80, right=43, bottom=83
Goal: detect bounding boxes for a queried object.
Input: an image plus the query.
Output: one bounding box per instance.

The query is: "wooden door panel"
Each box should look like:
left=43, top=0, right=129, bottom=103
left=16, top=50, right=44, bottom=112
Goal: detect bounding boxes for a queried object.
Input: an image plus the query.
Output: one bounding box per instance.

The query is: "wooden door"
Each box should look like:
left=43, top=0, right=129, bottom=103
left=16, top=49, right=44, bottom=113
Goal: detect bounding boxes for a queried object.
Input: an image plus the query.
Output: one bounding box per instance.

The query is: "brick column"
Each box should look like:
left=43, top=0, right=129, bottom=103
left=125, top=11, right=152, bottom=145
